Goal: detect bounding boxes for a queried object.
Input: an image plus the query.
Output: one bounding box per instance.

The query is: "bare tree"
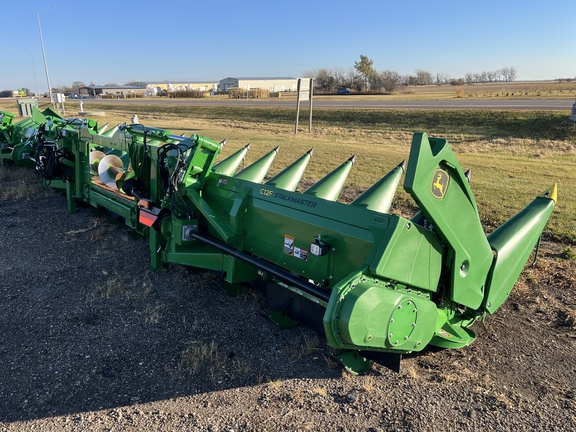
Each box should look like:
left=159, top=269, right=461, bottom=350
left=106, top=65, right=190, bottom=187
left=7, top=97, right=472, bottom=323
left=313, top=68, right=337, bottom=93
left=52, top=85, right=71, bottom=94
left=414, top=69, right=433, bottom=85
left=509, top=67, right=518, bottom=82
left=71, top=81, right=86, bottom=94
left=500, top=67, right=517, bottom=82
left=332, top=67, right=347, bottom=88
left=345, top=69, right=363, bottom=92
left=435, top=73, right=450, bottom=85
left=368, top=73, right=382, bottom=92
left=379, top=70, right=402, bottom=93
left=307, top=62, right=519, bottom=91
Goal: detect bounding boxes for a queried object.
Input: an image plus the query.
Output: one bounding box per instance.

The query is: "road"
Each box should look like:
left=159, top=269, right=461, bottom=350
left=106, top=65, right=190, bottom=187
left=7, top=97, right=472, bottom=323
left=85, top=97, right=575, bottom=110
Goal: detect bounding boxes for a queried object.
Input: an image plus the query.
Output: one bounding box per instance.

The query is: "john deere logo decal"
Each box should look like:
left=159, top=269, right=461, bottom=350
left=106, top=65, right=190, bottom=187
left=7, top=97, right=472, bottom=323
left=431, top=169, right=449, bottom=199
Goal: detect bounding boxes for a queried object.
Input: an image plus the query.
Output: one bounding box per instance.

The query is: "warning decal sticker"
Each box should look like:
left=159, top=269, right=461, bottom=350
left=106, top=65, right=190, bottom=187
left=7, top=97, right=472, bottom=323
left=294, top=247, right=308, bottom=261
left=284, top=235, right=294, bottom=255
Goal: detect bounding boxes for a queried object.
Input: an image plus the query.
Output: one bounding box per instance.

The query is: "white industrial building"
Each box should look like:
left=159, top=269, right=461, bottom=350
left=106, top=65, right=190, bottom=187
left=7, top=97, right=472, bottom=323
left=218, top=77, right=298, bottom=92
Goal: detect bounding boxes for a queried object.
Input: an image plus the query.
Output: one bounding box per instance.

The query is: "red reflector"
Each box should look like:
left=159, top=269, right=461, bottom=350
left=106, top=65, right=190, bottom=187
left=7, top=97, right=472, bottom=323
left=139, top=209, right=157, bottom=227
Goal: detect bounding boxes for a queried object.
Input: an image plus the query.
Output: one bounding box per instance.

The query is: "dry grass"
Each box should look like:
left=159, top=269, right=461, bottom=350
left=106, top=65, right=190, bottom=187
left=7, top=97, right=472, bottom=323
left=362, top=375, right=374, bottom=392
left=402, top=362, right=421, bottom=380
left=141, top=304, right=164, bottom=324
left=65, top=221, right=98, bottom=236
left=393, top=81, right=576, bottom=100
left=61, top=215, right=121, bottom=243
left=285, top=334, right=321, bottom=361
left=178, top=340, right=223, bottom=375
left=241, top=288, right=265, bottom=311
left=90, top=270, right=132, bottom=300
left=2, top=91, right=575, bottom=242
left=231, top=358, right=251, bottom=377
left=85, top=268, right=154, bottom=305
left=89, top=220, right=120, bottom=242
left=514, top=242, right=576, bottom=329
left=256, top=370, right=266, bottom=385
left=267, top=379, right=283, bottom=389
left=0, top=164, right=46, bottom=201
left=312, top=386, right=328, bottom=397
left=323, top=354, right=341, bottom=370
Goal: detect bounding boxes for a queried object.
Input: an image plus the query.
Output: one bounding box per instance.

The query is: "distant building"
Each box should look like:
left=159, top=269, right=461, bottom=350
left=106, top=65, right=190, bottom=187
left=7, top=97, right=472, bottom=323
left=80, top=85, right=146, bottom=98
left=145, top=81, right=218, bottom=96
left=218, top=77, right=298, bottom=92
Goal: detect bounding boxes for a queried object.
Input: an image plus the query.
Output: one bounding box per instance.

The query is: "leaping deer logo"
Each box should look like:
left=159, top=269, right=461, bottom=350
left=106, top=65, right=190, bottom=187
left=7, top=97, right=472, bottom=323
left=431, top=169, right=449, bottom=199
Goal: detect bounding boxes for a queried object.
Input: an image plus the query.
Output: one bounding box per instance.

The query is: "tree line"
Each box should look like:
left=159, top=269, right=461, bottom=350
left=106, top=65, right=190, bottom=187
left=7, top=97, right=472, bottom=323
left=2, top=56, right=522, bottom=98
left=304, top=55, right=518, bottom=94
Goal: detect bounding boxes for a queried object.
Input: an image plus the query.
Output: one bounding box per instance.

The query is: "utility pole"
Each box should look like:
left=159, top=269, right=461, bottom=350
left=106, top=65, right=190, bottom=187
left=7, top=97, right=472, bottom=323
left=25, top=50, right=41, bottom=97
left=37, top=7, right=57, bottom=108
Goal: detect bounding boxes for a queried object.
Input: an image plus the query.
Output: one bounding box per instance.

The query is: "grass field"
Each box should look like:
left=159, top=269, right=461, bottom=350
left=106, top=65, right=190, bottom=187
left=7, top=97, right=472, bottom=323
left=384, top=81, right=576, bottom=100
left=268, top=81, right=576, bottom=101
left=1, top=95, right=575, bottom=243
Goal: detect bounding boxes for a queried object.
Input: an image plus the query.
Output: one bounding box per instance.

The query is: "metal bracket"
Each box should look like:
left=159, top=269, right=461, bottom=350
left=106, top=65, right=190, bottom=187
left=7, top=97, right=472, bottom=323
left=332, top=351, right=373, bottom=375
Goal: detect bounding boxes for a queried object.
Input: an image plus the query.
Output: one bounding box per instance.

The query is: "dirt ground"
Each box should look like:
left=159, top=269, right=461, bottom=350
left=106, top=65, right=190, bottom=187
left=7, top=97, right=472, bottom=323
left=0, top=167, right=575, bottom=432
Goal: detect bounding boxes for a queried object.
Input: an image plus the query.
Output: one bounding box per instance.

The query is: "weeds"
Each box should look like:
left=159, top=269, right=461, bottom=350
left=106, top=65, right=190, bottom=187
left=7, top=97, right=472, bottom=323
left=65, top=220, right=98, bottom=236
left=87, top=270, right=153, bottom=303
left=0, top=165, right=46, bottom=201
left=90, top=270, right=132, bottom=300
left=312, top=386, right=328, bottom=397
left=256, top=370, right=266, bottom=385
left=560, top=246, right=576, bottom=260
left=142, top=304, right=163, bottom=324
left=178, top=340, right=222, bottom=375
left=241, top=288, right=264, bottom=311
left=557, top=310, right=576, bottom=328
left=89, top=221, right=119, bottom=241
left=285, top=334, right=320, bottom=361
left=231, top=358, right=251, bottom=377
left=267, top=379, right=283, bottom=389
left=363, top=375, right=374, bottom=392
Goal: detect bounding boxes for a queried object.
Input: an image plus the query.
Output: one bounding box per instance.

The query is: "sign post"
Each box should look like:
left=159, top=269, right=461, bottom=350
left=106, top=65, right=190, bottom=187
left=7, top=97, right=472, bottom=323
left=295, top=78, right=313, bottom=134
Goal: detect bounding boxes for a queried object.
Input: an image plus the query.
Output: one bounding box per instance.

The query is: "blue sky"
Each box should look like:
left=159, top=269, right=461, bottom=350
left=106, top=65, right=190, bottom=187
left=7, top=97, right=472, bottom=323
left=2, top=0, right=575, bottom=93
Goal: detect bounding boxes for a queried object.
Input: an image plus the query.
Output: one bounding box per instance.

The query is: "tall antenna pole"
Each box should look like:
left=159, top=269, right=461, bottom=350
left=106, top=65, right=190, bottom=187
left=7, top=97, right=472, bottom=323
left=37, top=8, right=56, bottom=108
